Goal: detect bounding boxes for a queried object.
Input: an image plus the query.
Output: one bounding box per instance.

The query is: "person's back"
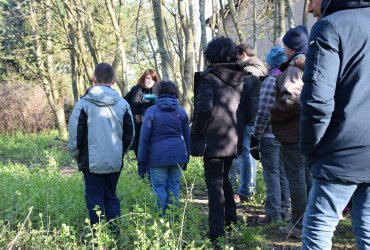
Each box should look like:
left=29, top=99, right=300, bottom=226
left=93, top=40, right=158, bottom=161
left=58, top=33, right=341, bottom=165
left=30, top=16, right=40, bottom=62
left=301, top=1, right=370, bottom=181
left=68, top=63, right=134, bottom=227
left=300, top=1, right=370, bottom=249
left=138, top=80, right=190, bottom=212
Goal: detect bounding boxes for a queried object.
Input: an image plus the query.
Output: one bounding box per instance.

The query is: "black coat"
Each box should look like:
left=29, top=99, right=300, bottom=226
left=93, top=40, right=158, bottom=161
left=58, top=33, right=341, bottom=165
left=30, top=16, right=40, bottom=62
left=124, top=85, right=155, bottom=153
left=191, top=63, right=252, bottom=157
left=300, top=0, right=370, bottom=183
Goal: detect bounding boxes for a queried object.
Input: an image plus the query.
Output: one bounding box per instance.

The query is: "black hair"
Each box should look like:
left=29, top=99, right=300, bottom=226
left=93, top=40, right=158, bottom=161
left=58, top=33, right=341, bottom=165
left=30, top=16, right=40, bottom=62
left=155, top=80, right=179, bottom=98
left=94, top=63, right=115, bottom=84
left=205, top=36, right=239, bottom=64
left=236, top=43, right=256, bottom=57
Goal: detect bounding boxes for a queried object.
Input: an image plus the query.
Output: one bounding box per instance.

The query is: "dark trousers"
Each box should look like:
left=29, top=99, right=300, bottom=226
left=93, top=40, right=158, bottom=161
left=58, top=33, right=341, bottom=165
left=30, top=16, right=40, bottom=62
left=83, top=171, right=121, bottom=225
left=204, top=156, right=237, bottom=240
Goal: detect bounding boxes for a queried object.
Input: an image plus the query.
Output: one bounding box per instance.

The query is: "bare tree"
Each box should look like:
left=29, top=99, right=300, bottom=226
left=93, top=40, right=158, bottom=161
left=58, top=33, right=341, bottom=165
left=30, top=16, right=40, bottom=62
left=228, top=0, right=245, bottom=43
left=28, top=0, right=68, bottom=139
left=199, top=0, right=207, bottom=70
left=286, top=0, right=295, bottom=28
left=151, top=0, right=174, bottom=80
left=302, top=0, right=308, bottom=26
left=178, top=0, right=194, bottom=113
left=105, top=0, right=128, bottom=95
left=275, top=0, right=286, bottom=39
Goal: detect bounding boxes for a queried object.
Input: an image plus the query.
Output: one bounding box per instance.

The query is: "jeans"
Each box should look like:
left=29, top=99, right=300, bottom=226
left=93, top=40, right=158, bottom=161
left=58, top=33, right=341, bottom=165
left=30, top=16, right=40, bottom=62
left=260, top=137, right=290, bottom=220
left=150, top=165, right=182, bottom=212
left=281, top=143, right=312, bottom=228
left=302, top=179, right=370, bottom=250
left=204, top=156, right=237, bottom=241
left=229, top=125, right=257, bottom=198
left=83, top=171, right=121, bottom=225
left=229, top=157, right=240, bottom=189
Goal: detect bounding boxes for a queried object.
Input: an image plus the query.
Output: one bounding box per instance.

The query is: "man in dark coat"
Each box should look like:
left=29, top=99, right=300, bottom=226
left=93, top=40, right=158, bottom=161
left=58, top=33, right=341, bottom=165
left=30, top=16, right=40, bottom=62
left=300, top=0, right=370, bottom=248
left=191, top=36, right=251, bottom=244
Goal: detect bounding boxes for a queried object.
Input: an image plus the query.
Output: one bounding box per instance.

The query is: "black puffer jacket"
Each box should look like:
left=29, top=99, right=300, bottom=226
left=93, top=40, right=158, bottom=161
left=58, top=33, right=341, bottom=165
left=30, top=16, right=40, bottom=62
left=191, top=63, right=252, bottom=157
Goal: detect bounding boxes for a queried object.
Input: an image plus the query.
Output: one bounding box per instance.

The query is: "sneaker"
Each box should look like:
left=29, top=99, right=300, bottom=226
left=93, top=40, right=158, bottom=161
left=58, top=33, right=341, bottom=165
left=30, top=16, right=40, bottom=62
left=278, top=223, right=302, bottom=239
left=234, top=194, right=250, bottom=203
left=257, top=215, right=282, bottom=225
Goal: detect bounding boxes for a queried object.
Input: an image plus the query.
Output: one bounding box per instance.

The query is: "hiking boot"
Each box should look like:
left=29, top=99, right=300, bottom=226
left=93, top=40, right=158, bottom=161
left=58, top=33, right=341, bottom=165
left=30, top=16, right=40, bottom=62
left=278, top=223, right=302, bottom=239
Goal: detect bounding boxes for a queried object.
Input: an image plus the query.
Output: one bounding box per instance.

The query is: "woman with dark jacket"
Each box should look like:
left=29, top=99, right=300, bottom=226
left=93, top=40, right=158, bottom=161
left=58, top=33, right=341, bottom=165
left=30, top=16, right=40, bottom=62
left=138, top=80, right=190, bottom=212
left=191, top=37, right=252, bottom=244
left=124, top=69, right=159, bottom=177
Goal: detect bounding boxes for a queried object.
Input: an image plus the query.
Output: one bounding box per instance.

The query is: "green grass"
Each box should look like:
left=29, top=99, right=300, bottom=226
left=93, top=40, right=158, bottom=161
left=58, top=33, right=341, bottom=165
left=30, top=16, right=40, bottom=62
left=0, top=132, right=355, bottom=249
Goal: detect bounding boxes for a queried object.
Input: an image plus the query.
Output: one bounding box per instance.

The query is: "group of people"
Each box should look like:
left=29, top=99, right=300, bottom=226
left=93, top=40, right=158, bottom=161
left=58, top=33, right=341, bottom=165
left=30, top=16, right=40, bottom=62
left=68, top=0, right=370, bottom=249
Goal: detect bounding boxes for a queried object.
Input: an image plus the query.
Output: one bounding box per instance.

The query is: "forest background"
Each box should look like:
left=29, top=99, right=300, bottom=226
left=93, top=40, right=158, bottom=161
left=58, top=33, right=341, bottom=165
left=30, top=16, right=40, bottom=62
left=0, top=0, right=313, bottom=139
left=0, top=1, right=356, bottom=249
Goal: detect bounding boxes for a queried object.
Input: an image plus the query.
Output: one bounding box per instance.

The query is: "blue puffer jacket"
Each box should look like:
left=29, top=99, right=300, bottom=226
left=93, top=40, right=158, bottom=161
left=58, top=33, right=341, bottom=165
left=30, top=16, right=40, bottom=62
left=300, top=0, right=370, bottom=183
left=138, top=95, right=190, bottom=168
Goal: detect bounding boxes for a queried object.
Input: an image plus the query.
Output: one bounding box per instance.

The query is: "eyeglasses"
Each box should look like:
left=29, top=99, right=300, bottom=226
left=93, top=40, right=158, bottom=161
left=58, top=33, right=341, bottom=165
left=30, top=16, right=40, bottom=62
left=145, top=77, right=153, bottom=80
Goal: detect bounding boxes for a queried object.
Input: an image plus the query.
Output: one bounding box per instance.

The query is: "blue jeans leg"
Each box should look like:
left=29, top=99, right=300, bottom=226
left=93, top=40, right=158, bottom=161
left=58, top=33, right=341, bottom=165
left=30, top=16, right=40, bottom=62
left=238, top=125, right=256, bottom=198
left=150, top=165, right=182, bottom=212
left=165, top=165, right=182, bottom=209
left=83, top=171, right=121, bottom=225
left=260, top=137, right=290, bottom=220
left=229, top=157, right=241, bottom=189
left=302, top=179, right=370, bottom=250
left=281, top=143, right=308, bottom=228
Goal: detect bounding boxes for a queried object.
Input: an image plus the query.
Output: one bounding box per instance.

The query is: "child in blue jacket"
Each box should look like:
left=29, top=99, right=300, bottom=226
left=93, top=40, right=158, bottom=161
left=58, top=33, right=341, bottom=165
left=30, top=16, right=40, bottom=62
left=138, top=80, right=190, bottom=212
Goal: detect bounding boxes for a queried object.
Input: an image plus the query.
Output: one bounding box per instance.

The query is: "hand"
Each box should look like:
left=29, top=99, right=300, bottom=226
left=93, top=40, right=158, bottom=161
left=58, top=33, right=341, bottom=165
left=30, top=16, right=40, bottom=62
left=250, top=135, right=260, bottom=160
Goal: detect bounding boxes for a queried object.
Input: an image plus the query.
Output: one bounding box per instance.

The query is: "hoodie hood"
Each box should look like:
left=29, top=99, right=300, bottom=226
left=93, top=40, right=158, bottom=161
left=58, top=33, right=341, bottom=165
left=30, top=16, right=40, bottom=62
left=156, top=94, right=179, bottom=111
left=202, top=63, right=245, bottom=88
left=81, top=85, right=121, bottom=107
left=322, top=0, right=370, bottom=17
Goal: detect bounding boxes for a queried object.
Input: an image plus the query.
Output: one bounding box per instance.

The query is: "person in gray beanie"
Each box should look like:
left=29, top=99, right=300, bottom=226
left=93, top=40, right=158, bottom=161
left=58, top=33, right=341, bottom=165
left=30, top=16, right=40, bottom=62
left=270, top=26, right=312, bottom=238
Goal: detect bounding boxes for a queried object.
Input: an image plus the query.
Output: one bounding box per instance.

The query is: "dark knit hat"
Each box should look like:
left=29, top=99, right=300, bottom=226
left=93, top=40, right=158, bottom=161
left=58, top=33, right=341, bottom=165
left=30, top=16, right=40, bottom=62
left=282, top=25, right=309, bottom=53
left=265, top=46, right=287, bottom=68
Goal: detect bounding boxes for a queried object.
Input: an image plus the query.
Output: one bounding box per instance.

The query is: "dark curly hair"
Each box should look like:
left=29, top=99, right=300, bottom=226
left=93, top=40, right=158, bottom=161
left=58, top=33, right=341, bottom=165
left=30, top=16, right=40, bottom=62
left=155, top=80, right=179, bottom=98
left=205, top=36, right=239, bottom=64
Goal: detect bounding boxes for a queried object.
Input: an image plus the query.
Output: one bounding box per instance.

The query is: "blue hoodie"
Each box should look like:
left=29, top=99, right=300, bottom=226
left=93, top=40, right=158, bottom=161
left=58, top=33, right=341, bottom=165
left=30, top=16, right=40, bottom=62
left=300, top=0, right=370, bottom=183
left=138, top=95, right=190, bottom=168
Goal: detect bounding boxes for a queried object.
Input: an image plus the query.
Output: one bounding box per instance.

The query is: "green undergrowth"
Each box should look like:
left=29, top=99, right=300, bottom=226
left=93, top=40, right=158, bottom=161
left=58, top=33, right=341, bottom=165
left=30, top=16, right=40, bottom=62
left=0, top=132, right=354, bottom=249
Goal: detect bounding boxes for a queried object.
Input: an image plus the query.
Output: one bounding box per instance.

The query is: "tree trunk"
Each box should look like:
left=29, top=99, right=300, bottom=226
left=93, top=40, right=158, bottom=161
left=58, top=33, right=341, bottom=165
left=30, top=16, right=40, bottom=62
left=178, top=0, right=194, bottom=114
left=151, top=0, right=174, bottom=80
left=302, top=0, right=308, bottom=26
left=199, top=0, right=207, bottom=70
left=286, top=0, right=295, bottom=29
left=29, top=0, right=68, bottom=140
left=228, top=0, right=245, bottom=43
left=253, top=0, right=257, bottom=54
left=105, top=0, right=128, bottom=95
left=276, top=0, right=286, bottom=38
left=218, top=0, right=229, bottom=37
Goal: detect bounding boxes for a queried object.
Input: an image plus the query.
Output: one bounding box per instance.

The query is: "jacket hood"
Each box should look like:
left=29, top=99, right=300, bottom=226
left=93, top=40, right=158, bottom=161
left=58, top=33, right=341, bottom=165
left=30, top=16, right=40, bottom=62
left=322, top=0, right=370, bottom=17
left=81, top=86, right=121, bottom=107
left=156, top=94, right=179, bottom=111
left=203, top=63, right=245, bottom=88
